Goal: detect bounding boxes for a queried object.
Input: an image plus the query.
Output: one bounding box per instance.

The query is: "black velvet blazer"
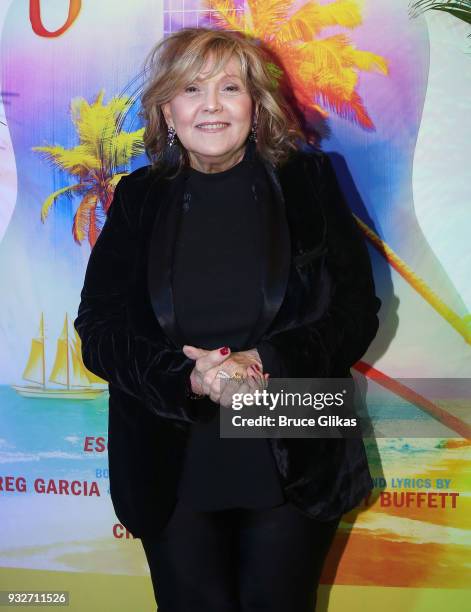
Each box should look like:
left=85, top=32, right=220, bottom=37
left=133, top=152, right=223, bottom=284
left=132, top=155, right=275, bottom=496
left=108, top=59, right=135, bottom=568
left=74, top=141, right=381, bottom=538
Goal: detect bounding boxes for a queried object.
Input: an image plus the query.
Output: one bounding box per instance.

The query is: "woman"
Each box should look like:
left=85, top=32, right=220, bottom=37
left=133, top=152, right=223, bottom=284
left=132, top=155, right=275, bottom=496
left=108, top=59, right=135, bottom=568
left=74, top=27, right=381, bottom=611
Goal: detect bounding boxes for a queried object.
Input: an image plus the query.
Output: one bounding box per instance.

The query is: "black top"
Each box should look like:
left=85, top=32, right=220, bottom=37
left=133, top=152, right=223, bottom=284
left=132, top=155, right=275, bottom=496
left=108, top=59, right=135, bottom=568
left=172, top=152, right=285, bottom=510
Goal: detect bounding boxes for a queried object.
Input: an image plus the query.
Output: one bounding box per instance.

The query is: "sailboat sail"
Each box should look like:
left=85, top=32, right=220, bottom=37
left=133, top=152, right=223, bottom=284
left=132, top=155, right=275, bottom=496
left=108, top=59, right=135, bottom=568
left=13, top=312, right=107, bottom=399
left=49, top=317, right=69, bottom=386
left=48, top=315, right=107, bottom=387
left=22, top=338, right=45, bottom=385
left=22, top=314, right=45, bottom=385
left=71, top=328, right=106, bottom=384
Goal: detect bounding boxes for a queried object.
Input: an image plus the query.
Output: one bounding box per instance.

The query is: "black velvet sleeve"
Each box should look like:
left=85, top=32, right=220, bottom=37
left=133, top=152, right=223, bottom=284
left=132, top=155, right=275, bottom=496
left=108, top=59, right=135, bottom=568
left=73, top=176, right=199, bottom=424
left=256, top=153, right=381, bottom=378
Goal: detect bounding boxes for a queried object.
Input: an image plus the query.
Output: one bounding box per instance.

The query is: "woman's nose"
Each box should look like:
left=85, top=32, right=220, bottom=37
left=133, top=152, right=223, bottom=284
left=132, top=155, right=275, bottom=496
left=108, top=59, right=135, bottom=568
left=204, top=87, right=222, bottom=111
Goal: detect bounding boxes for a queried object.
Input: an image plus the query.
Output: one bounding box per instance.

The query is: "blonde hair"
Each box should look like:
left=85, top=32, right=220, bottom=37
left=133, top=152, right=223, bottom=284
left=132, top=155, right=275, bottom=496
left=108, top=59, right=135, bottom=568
left=139, top=27, right=306, bottom=175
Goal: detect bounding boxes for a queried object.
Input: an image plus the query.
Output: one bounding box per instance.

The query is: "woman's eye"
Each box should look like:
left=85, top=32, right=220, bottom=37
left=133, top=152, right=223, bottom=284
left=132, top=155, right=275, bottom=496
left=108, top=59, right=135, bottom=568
left=183, top=84, right=240, bottom=94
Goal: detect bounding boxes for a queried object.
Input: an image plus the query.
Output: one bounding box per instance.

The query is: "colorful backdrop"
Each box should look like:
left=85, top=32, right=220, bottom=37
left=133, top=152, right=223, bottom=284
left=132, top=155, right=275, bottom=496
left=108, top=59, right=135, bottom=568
left=1, top=1, right=470, bottom=610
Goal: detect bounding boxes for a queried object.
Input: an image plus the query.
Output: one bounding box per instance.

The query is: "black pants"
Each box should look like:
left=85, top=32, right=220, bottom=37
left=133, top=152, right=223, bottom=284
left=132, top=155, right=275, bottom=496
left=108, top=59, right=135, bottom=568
left=141, top=497, right=340, bottom=612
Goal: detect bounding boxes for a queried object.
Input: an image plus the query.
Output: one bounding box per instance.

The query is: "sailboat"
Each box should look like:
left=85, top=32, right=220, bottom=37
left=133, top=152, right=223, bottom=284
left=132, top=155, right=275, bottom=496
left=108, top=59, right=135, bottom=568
left=11, top=312, right=108, bottom=399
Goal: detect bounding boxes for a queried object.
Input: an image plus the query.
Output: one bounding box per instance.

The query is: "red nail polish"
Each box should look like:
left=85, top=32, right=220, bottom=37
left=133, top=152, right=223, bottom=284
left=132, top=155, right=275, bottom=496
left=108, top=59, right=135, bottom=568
left=220, top=346, right=229, bottom=355
left=253, top=364, right=262, bottom=372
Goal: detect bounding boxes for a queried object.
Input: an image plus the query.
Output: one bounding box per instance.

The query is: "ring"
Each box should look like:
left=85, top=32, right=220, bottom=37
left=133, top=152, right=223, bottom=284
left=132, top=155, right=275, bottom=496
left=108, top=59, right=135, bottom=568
left=231, top=371, right=245, bottom=381
left=216, top=370, right=231, bottom=379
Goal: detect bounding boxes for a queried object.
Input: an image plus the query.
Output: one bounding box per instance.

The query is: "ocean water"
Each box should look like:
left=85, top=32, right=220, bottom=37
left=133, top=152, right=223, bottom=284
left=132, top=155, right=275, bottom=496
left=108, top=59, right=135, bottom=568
left=0, top=385, right=469, bottom=580
left=0, top=385, right=110, bottom=488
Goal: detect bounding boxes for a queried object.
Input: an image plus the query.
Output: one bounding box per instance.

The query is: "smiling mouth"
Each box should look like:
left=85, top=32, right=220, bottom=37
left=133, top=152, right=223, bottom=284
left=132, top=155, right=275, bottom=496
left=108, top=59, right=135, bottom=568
left=195, top=123, right=230, bottom=130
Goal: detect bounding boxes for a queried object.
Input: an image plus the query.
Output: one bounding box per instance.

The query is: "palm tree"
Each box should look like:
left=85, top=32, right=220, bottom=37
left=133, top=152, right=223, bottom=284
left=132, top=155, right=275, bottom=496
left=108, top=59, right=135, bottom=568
left=203, top=0, right=389, bottom=130
left=205, top=0, right=471, bottom=343
left=32, top=89, right=144, bottom=247
left=409, top=0, right=471, bottom=31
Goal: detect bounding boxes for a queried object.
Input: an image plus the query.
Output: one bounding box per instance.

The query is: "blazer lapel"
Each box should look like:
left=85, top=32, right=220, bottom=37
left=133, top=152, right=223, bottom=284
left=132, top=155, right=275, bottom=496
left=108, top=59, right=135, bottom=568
left=147, top=168, right=188, bottom=348
left=146, top=144, right=323, bottom=350
left=241, top=151, right=291, bottom=348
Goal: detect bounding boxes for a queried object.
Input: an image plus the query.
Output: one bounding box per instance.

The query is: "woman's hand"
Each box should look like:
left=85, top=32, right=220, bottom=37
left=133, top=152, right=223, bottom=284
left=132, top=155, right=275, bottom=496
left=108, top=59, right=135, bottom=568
left=182, top=345, right=268, bottom=405
left=218, top=369, right=270, bottom=410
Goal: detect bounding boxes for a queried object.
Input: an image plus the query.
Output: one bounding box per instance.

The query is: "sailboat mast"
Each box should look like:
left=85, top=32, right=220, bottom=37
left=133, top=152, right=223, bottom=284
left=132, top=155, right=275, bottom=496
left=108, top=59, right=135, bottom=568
left=66, top=313, right=70, bottom=390
left=41, top=312, right=45, bottom=388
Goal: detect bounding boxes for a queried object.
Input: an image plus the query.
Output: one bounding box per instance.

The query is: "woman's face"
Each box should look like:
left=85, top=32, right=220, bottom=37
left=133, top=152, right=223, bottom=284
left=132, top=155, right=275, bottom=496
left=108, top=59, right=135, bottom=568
left=162, top=54, right=255, bottom=171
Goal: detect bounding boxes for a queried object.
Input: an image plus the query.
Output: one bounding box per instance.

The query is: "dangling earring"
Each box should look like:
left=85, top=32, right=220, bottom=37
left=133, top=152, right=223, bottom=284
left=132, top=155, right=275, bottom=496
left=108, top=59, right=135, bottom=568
left=167, top=125, right=177, bottom=147
left=249, top=119, right=258, bottom=143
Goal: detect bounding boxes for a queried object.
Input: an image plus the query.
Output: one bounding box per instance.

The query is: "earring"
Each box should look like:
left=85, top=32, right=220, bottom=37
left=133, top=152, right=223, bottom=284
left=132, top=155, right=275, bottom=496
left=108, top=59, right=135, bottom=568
left=167, top=125, right=177, bottom=147
left=249, top=119, right=258, bottom=143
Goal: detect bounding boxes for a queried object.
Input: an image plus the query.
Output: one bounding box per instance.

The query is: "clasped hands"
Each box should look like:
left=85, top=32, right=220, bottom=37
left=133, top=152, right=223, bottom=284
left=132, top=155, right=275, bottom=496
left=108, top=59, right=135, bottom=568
left=182, top=345, right=269, bottom=409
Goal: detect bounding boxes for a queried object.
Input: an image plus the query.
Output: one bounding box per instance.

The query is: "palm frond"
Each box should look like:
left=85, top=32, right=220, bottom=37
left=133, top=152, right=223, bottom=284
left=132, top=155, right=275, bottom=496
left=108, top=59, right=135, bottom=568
left=107, top=128, right=145, bottom=168
left=39, top=183, right=84, bottom=222
left=278, top=0, right=363, bottom=41
left=32, top=144, right=99, bottom=176
left=209, top=0, right=389, bottom=131
left=72, top=191, right=99, bottom=246
left=108, top=173, right=128, bottom=188
left=246, top=0, right=292, bottom=37
left=317, top=87, right=375, bottom=130
left=70, top=88, right=132, bottom=154
left=200, top=0, right=245, bottom=32
left=284, top=35, right=374, bottom=127
left=409, top=1, right=471, bottom=26
left=348, top=48, right=389, bottom=74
